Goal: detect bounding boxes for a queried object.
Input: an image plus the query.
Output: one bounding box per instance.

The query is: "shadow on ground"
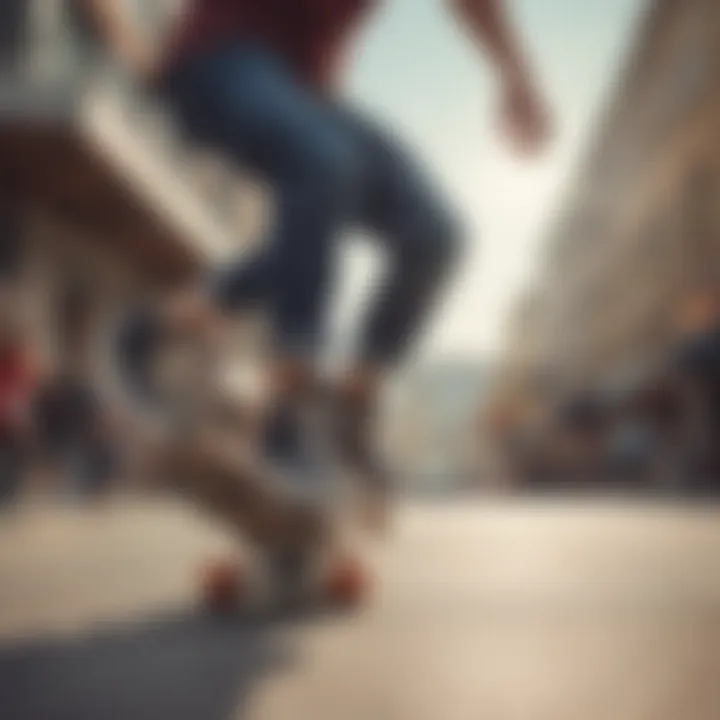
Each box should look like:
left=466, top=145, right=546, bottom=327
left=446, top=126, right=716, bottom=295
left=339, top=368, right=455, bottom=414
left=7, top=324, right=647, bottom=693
left=0, top=609, right=300, bottom=720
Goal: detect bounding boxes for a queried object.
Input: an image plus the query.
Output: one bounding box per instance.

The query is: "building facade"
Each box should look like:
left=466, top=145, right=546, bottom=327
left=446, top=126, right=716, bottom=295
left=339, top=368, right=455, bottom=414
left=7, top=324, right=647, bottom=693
left=488, top=0, right=720, bottom=434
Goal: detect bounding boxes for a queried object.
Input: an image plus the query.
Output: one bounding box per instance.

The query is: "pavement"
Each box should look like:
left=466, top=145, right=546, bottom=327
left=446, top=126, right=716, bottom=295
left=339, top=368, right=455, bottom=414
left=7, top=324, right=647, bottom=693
left=2, top=496, right=720, bottom=720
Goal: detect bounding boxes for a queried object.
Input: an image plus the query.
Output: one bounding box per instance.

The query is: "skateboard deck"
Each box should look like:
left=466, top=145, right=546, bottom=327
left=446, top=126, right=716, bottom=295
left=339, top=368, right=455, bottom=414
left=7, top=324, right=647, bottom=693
left=176, top=432, right=372, bottom=613
left=160, top=432, right=332, bottom=548
left=114, top=307, right=335, bottom=546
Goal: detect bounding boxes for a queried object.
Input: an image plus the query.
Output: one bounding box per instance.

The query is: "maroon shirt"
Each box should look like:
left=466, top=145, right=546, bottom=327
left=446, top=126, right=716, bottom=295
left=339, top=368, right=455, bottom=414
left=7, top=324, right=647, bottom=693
left=165, top=0, right=374, bottom=87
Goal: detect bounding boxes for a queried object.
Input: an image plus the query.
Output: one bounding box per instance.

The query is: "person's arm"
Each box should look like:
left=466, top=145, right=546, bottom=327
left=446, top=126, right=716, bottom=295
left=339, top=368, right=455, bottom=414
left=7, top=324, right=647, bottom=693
left=448, top=0, right=552, bottom=154
left=77, top=0, right=158, bottom=80
left=450, top=0, right=530, bottom=83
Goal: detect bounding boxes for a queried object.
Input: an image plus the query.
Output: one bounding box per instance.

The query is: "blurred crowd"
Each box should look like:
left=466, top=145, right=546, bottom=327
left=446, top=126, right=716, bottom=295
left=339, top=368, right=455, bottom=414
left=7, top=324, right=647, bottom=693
left=496, top=291, right=720, bottom=496
left=0, top=283, right=118, bottom=508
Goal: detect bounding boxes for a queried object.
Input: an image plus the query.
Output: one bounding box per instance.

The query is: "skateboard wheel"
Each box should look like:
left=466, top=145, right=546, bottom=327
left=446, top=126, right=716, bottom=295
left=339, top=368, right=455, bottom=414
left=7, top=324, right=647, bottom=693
left=200, top=557, right=244, bottom=613
left=323, top=555, right=369, bottom=608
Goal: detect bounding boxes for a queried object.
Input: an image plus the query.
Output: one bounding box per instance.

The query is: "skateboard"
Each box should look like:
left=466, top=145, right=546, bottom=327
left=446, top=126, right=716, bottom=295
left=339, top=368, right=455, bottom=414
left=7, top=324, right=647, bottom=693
left=114, top=306, right=373, bottom=612
left=165, top=430, right=373, bottom=612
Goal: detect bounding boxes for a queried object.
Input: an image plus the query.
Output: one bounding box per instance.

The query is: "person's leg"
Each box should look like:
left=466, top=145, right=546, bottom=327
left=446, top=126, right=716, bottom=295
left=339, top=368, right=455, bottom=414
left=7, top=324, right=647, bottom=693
left=165, top=45, right=361, bottom=357
left=116, top=44, right=374, bottom=516
left=349, top=109, right=463, bottom=368
left=329, top=107, right=463, bottom=522
left=121, top=44, right=363, bottom=420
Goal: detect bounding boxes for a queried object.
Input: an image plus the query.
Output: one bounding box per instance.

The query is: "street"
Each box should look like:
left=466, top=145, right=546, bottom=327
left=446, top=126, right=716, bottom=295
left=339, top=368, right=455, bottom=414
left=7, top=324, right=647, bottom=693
left=2, top=497, right=720, bottom=719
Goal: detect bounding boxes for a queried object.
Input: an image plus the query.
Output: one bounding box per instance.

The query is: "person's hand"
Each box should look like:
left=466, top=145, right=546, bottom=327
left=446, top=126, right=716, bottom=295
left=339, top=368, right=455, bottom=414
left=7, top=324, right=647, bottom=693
left=498, top=72, right=553, bottom=157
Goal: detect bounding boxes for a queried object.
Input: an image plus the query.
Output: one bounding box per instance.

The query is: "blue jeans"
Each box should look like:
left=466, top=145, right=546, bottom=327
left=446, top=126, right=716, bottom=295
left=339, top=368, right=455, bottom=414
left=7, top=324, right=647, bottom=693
left=161, top=43, right=462, bottom=364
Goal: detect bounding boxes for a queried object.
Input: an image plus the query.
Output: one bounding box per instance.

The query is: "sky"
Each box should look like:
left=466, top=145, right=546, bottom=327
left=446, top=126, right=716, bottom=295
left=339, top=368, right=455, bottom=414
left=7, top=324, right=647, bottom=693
left=330, top=0, right=648, bottom=365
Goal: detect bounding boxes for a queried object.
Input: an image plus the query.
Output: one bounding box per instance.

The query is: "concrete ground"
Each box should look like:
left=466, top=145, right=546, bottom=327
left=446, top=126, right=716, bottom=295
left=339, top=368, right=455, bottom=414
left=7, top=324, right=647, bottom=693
left=2, top=497, right=720, bottom=720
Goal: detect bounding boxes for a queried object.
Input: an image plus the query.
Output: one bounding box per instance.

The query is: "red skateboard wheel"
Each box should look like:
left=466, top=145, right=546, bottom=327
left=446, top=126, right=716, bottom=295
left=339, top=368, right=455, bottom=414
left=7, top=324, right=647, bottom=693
left=200, top=557, right=244, bottom=613
left=323, top=555, right=369, bottom=608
